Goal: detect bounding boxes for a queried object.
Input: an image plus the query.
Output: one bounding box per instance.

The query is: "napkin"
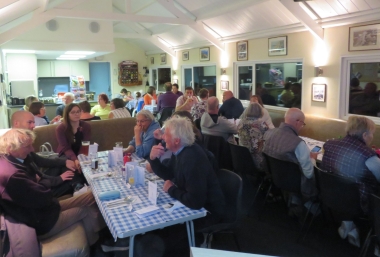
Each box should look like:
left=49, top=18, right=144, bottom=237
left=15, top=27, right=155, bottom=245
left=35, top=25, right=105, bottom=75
left=163, top=201, right=185, bottom=213
left=89, top=143, right=98, bottom=156
left=108, top=150, right=116, bottom=167
left=134, top=206, right=160, bottom=219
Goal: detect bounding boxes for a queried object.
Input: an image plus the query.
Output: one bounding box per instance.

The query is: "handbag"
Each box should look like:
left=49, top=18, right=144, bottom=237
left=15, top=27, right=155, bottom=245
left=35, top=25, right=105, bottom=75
left=36, top=142, right=59, bottom=158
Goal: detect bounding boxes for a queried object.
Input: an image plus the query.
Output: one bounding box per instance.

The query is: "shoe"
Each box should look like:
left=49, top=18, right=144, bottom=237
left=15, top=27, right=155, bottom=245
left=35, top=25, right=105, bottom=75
left=338, top=221, right=354, bottom=239
left=101, top=237, right=129, bottom=252
left=348, top=228, right=360, bottom=248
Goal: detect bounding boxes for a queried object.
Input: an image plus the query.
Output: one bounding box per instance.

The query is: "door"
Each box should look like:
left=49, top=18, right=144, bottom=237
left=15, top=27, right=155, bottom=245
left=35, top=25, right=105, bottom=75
left=184, top=68, right=192, bottom=89
left=89, top=62, right=111, bottom=100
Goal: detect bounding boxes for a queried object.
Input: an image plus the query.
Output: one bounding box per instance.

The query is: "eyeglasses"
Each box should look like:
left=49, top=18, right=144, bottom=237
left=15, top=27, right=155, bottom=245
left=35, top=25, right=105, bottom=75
left=297, top=120, right=306, bottom=126
left=70, top=111, right=81, bottom=115
left=136, top=119, right=149, bottom=123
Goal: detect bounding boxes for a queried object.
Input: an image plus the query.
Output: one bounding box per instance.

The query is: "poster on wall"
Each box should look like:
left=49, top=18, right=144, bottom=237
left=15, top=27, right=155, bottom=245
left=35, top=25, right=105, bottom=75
left=70, top=75, right=86, bottom=102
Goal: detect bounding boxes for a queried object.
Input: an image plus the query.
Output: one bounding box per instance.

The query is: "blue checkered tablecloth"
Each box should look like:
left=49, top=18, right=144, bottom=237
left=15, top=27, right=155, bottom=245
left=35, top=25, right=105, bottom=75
left=143, top=105, right=157, bottom=113
left=78, top=153, right=206, bottom=241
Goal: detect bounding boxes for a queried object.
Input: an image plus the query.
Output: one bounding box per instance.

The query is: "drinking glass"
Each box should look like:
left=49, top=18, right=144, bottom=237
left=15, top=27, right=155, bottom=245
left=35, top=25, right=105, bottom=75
left=81, top=141, right=90, bottom=156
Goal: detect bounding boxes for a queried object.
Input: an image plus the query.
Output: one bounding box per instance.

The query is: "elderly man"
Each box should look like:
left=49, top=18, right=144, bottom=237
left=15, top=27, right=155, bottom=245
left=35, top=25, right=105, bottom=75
left=201, top=96, right=237, bottom=143
left=321, top=116, right=380, bottom=247
left=218, top=90, right=244, bottom=119
left=157, top=82, right=179, bottom=113
left=56, top=92, right=75, bottom=116
left=172, top=83, right=183, bottom=96
left=175, top=87, right=198, bottom=112
left=124, top=110, right=160, bottom=158
left=263, top=108, right=317, bottom=199
left=149, top=117, right=225, bottom=227
left=11, top=110, right=84, bottom=197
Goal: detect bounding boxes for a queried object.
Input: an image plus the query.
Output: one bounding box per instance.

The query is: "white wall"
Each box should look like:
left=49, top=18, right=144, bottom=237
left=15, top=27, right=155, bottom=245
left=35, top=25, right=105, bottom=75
left=5, top=53, right=37, bottom=94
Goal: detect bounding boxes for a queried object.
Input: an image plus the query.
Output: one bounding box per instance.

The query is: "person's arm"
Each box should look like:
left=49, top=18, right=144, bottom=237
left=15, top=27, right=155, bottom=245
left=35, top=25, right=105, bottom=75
left=108, top=112, right=114, bottom=119
left=175, top=97, right=190, bottom=111
left=218, top=104, right=225, bottom=116
left=30, top=152, right=66, bottom=168
left=220, top=118, right=238, bottom=134
left=365, top=156, right=380, bottom=182
left=55, top=124, right=77, bottom=161
left=148, top=155, right=174, bottom=181
left=135, top=123, right=160, bottom=158
left=90, top=105, right=97, bottom=115
left=294, top=141, right=316, bottom=179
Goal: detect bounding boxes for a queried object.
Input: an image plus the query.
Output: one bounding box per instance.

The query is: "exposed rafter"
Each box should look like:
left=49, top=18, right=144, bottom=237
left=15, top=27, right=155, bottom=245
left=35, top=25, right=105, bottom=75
left=125, top=0, right=132, bottom=14
left=279, top=0, right=324, bottom=41
left=0, top=0, right=19, bottom=9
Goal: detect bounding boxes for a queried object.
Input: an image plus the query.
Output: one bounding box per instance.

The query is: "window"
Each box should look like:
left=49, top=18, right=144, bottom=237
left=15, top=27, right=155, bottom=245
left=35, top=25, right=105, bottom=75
left=235, top=60, right=303, bottom=109
left=182, top=65, right=216, bottom=97
left=151, top=68, right=171, bottom=92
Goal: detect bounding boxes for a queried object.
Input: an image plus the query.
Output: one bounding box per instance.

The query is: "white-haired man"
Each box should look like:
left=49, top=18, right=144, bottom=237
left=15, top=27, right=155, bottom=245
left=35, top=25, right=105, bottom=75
left=56, top=92, right=75, bottom=116
left=149, top=117, right=225, bottom=227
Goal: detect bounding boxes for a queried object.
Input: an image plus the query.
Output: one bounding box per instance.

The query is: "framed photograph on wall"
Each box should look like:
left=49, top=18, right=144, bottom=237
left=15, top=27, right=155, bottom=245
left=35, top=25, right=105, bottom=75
left=183, top=51, right=189, bottom=61
left=312, top=83, right=326, bottom=102
left=349, top=23, right=380, bottom=51
left=200, top=47, right=210, bottom=61
left=160, top=54, right=166, bottom=65
left=268, top=36, right=287, bottom=56
left=237, top=41, right=248, bottom=61
left=220, top=80, right=229, bottom=91
left=150, top=57, right=154, bottom=65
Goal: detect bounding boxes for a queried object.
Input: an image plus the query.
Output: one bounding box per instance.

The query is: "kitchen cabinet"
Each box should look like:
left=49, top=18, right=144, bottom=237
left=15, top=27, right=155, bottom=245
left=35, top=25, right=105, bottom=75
left=37, top=60, right=89, bottom=79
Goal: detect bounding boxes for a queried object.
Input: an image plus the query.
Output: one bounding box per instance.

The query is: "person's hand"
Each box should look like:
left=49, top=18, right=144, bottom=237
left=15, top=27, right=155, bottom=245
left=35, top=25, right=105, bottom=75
left=51, top=115, right=61, bottom=123
left=134, top=125, right=143, bottom=135
left=60, top=171, right=74, bottom=181
left=310, top=152, right=319, bottom=160
left=65, top=160, right=76, bottom=171
left=74, top=160, right=82, bottom=173
left=185, top=97, right=193, bottom=105
left=150, top=143, right=165, bottom=160
left=153, top=128, right=163, bottom=140
left=146, top=162, right=153, bottom=173
left=163, top=180, right=174, bottom=192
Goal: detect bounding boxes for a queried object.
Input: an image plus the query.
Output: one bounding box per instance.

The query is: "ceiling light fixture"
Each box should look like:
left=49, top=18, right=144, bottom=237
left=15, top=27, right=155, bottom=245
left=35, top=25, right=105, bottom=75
left=65, top=51, right=95, bottom=55
left=59, top=55, right=86, bottom=58
left=3, top=49, right=36, bottom=54
left=57, top=57, right=79, bottom=60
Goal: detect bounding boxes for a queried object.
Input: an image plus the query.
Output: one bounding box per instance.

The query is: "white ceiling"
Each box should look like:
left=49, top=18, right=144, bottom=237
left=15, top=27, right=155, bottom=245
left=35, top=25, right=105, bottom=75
left=0, top=0, right=379, bottom=59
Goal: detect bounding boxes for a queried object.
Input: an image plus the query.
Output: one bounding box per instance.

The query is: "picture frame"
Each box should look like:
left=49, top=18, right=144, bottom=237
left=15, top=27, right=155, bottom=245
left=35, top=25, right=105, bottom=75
left=182, top=51, right=189, bottom=61
left=312, top=83, right=326, bottom=102
left=150, top=57, right=154, bottom=65
left=220, top=80, right=229, bottom=91
left=200, top=47, right=210, bottom=61
left=268, top=36, right=287, bottom=56
left=237, top=41, right=248, bottom=61
left=160, top=53, right=166, bottom=65
left=349, top=23, right=380, bottom=51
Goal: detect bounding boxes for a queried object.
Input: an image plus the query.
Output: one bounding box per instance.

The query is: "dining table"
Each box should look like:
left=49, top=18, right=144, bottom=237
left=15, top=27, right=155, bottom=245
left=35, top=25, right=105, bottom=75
left=300, top=136, right=324, bottom=162
left=78, top=151, right=207, bottom=257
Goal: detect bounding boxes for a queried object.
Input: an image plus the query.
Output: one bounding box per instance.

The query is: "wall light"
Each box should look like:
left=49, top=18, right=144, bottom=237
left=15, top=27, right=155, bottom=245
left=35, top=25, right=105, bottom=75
left=315, top=66, right=323, bottom=77
left=220, top=68, right=226, bottom=75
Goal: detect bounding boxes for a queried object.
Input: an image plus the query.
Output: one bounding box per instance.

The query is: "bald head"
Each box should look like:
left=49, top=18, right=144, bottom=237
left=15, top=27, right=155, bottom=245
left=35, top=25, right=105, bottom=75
left=222, top=91, right=233, bottom=102
left=11, top=111, right=35, bottom=130
left=207, top=97, right=219, bottom=114
left=284, top=108, right=305, bottom=132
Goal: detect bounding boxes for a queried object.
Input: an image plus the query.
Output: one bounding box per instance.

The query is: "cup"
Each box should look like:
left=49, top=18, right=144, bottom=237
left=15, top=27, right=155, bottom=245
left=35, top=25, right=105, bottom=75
left=115, top=142, right=123, bottom=148
left=151, top=100, right=156, bottom=106
left=81, top=141, right=90, bottom=156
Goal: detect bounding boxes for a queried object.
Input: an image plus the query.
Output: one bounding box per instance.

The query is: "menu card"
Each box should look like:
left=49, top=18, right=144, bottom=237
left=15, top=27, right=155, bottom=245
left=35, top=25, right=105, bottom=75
left=148, top=181, right=157, bottom=205
left=89, top=143, right=98, bottom=156
left=113, top=147, right=123, bottom=162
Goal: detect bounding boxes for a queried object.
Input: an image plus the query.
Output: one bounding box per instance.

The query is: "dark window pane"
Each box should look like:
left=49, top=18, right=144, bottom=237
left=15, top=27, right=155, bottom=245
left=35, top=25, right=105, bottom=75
left=237, top=66, right=252, bottom=100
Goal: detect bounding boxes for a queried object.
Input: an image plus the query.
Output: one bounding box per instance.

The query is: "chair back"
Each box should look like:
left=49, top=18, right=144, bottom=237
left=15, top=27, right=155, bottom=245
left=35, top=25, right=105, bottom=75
left=136, top=100, right=144, bottom=112
left=263, top=153, right=301, bottom=193
left=158, top=107, right=174, bottom=126
left=229, top=143, right=261, bottom=177
left=217, top=169, right=242, bottom=223
left=316, top=168, right=362, bottom=219
left=203, top=134, right=233, bottom=170
left=371, top=194, right=380, bottom=246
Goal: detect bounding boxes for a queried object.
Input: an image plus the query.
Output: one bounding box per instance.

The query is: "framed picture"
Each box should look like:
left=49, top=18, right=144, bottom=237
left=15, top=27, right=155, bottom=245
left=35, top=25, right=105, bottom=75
left=200, top=47, right=210, bottom=61
left=349, top=23, right=380, bottom=51
left=268, top=36, right=287, bottom=56
left=220, top=80, right=229, bottom=91
left=312, top=83, right=326, bottom=102
left=237, top=41, right=248, bottom=61
left=150, top=57, right=154, bottom=65
left=182, top=51, right=189, bottom=61
left=160, top=53, right=166, bottom=65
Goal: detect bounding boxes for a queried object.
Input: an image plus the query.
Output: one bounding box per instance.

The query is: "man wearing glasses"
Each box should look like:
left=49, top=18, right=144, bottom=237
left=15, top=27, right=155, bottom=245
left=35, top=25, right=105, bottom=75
left=56, top=92, right=75, bottom=116
left=124, top=110, right=160, bottom=158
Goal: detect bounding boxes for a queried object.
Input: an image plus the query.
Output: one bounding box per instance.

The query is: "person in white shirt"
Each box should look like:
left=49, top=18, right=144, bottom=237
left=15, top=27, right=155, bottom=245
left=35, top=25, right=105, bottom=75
left=175, top=87, right=198, bottom=112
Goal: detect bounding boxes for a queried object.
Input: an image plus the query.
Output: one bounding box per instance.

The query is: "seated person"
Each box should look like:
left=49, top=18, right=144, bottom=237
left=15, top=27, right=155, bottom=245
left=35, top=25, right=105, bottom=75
left=218, top=90, right=244, bottom=119
left=0, top=129, right=105, bottom=246
left=119, top=88, right=133, bottom=102
left=144, top=86, right=157, bottom=106
left=175, top=87, right=198, bottom=112
left=201, top=96, right=237, bottom=143
left=124, top=110, right=160, bottom=159
left=56, top=92, right=75, bottom=116
left=279, top=82, right=294, bottom=106
left=321, top=115, right=380, bottom=247
left=157, top=82, right=178, bottom=113
left=56, top=103, right=91, bottom=164
left=29, top=102, right=60, bottom=126
left=78, top=101, right=101, bottom=121
left=238, top=103, right=269, bottom=169
left=21, top=95, right=49, bottom=125
left=109, top=98, right=131, bottom=119
left=191, top=88, right=209, bottom=122
left=90, top=93, right=111, bottom=120
left=250, top=95, right=275, bottom=129
left=148, top=117, right=225, bottom=228
left=172, top=83, right=183, bottom=96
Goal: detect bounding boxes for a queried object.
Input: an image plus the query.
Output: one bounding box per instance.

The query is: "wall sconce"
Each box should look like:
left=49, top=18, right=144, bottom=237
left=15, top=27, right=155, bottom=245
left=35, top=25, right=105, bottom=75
left=172, top=70, right=176, bottom=75
left=315, top=66, right=323, bottom=77
left=221, top=68, right=226, bottom=75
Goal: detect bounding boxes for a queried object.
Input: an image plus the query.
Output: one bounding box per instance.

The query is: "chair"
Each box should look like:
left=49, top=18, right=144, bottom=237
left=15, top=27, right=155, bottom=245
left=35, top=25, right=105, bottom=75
left=157, top=107, right=174, bottom=126
left=229, top=143, right=266, bottom=210
left=198, top=169, right=242, bottom=250
left=203, top=134, right=233, bottom=171
left=132, top=100, right=144, bottom=117
left=359, top=194, right=380, bottom=257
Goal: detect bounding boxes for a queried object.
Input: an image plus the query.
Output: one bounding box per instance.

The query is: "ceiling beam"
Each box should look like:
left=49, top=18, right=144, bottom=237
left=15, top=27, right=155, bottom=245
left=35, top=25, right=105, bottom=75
left=41, top=0, right=50, bottom=11
left=279, top=0, right=324, bottom=41
left=0, top=0, right=19, bottom=9
left=0, top=0, right=40, bottom=28
left=125, top=0, right=132, bottom=14
left=52, top=0, right=89, bottom=9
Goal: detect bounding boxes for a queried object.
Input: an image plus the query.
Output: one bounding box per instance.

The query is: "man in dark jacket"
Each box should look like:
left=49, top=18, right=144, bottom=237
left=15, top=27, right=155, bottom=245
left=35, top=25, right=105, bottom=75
left=218, top=91, right=244, bottom=119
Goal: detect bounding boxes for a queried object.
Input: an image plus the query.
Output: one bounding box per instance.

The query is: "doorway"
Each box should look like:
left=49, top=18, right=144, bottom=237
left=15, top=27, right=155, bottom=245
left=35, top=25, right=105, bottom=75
left=89, top=62, right=111, bottom=100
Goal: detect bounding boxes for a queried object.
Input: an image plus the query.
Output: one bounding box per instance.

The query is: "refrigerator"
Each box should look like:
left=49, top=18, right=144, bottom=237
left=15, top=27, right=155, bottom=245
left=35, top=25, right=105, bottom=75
left=10, top=80, right=35, bottom=98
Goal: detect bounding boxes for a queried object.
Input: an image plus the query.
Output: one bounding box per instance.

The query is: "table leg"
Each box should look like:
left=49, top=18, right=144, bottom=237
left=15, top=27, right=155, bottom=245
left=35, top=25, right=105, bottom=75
left=185, top=221, right=196, bottom=247
left=129, top=235, right=135, bottom=257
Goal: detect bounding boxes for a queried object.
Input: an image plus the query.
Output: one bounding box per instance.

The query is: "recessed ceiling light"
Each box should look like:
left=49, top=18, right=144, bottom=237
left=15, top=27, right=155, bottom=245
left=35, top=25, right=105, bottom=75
left=59, top=55, right=86, bottom=58
left=3, top=49, right=36, bottom=54
left=57, top=57, right=79, bottom=60
left=65, top=51, right=95, bottom=55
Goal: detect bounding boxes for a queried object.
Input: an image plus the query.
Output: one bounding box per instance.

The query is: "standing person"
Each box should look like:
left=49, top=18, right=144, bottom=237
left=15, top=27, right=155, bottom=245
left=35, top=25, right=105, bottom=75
left=29, top=102, right=61, bottom=126
left=144, top=86, right=157, bottom=106
left=78, top=101, right=101, bottom=121
left=250, top=95, right=275, bottom=129
left=191, top=88, right=209, bottom=121
left=218, top=90, right=244, bottom=119
left=56, top=103, right=91, bottom=166
left=175, top=87, right=198, bottom=112
left=172, top=83, right=183, bottom=96
left=90, top=93, right=111, bottom=120
left=109, top=98, right=131, bottom=119
left=238, top=103, right=269, bottom=169
left=56, top=92, right=75, bottom=116
left=157, top=82, right=178, bottom=113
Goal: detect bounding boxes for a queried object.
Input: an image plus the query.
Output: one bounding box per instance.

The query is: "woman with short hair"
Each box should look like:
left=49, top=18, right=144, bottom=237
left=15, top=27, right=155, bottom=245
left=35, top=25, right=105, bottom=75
left=29, top=102, right=61, bottom=126
left=109, top=98, right=131, bottom=119
left=78, top=101, right=100, bottom=121
left=250, top=95, right=275, bottom=129
left=144, top=86, right=157, bottom=106
left=90, top=93, right=111, bottom=120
